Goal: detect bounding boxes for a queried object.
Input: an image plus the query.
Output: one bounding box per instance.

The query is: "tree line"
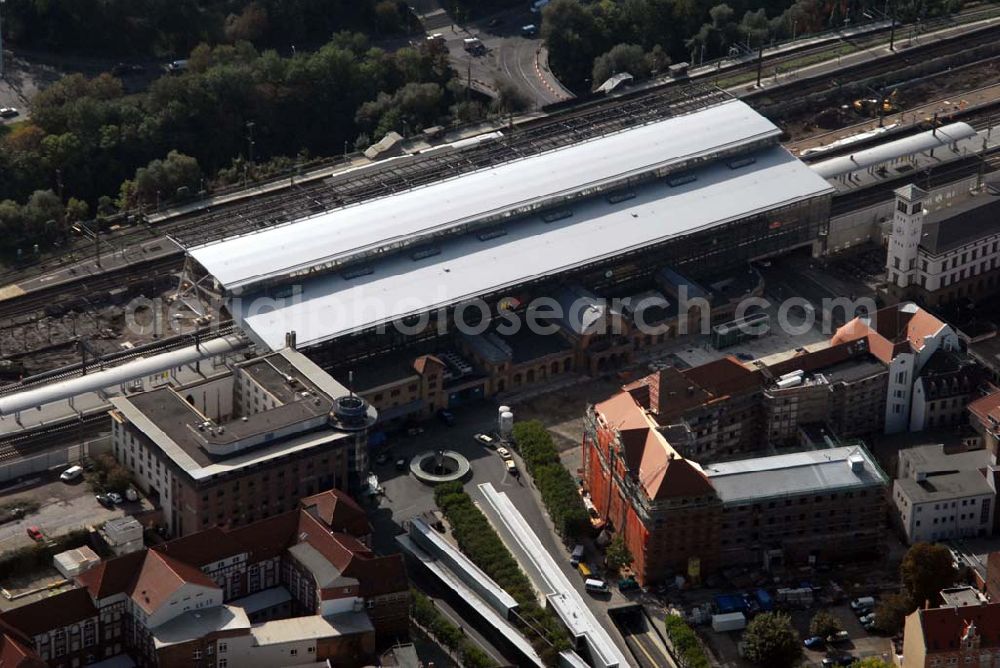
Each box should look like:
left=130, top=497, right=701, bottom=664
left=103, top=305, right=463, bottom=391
left=0, top=34, right=510, bottom=254
left=2, top=0, right=416, bottom=57
left=540, top=0, right=964, bottom=91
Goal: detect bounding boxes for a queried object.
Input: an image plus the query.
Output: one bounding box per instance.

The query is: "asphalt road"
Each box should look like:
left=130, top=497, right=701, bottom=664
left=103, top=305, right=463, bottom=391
left=425, top=9, right=571, bottom=108
left=366, top=401, right=633, bottom=664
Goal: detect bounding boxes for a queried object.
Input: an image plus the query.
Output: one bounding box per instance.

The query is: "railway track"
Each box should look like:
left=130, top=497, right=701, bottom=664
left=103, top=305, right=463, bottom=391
left=0, top=412, right=108, bottom=464
left=0, top=254, right=183, bottom=324
left=748, top=22, right=1000, bottom=105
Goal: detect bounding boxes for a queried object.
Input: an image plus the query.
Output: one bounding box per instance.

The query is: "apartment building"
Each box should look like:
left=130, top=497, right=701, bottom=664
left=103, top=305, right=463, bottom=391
left=893, top=442, right=997, bottom=543
left=885, top=183, right=1000, bottom=307
left=109, top=348, right=375, bottom=536
left=0, top=490, right=408, bottom=668
left=901, top=601, right=1000, bottom=667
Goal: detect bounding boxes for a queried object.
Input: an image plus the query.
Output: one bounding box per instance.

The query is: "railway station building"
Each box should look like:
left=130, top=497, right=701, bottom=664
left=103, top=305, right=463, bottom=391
left=179, top=89, right=834, bottom=425
left=884, top=179, right=1000, bottom=307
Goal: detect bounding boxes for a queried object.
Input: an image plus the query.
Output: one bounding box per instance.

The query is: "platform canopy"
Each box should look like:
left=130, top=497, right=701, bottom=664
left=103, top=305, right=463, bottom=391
left=188, top=99, right=780, bottom=292
left=810, top=122, right=978, bottom=179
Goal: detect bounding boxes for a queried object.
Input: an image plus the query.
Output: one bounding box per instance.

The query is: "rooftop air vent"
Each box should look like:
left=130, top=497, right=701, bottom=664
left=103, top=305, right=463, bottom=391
left=667, top=173, right=696, bottom=187
left=727, top=156, right=756, bottom=169
left=477, top=228, right=507, bottom=241
left=411, top=247, right=441, bottom=261
left=542, top=210, right=573, bottom=223
left=342, top=266, right=374, bottom=280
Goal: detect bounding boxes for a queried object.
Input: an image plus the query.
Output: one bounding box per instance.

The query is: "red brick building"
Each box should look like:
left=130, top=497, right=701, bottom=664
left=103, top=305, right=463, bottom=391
left=901, top=601, right=1000, bottom=667
left=582, top=359, right=888, bottom=585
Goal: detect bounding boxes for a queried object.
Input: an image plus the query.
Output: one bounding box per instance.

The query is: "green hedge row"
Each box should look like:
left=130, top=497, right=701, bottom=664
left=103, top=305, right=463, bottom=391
left=664, top=614, right=711, bottom=668
left=411, top=589, right=497, bottom=668
left=433, top=482, right=570, bottom=665
left=511, top=420, right=590, bottom=538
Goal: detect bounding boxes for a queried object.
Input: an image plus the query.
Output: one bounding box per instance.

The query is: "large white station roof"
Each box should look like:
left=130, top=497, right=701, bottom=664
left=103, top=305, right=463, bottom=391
left=233, top=146, right=833, bottom=350
left=190, top=99, right=779, bottom=291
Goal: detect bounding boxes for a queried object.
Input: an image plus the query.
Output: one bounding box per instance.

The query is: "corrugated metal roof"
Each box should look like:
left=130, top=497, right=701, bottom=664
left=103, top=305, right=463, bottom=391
left=810, top=123, right=978, bottom=179
left=189, top=99, right=780, bottom=291
left=234, top=146, right=832, bottom=350
left=702, top=445, right=887, bottom=503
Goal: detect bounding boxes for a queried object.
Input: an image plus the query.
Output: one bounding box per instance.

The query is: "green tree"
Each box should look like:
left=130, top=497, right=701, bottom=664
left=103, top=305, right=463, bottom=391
left=851, top=658, right=893, bottom=668
left=809, top=610, right=843, bottom=638
left=605, top=535, right=634, bottom=574
left=901, top=543, right=957, bottom=607
left=742, top=612, right=802, bottom=668
left=592, top=43, right=650, bottom=89
left=874, top=592, right=914, bottom=635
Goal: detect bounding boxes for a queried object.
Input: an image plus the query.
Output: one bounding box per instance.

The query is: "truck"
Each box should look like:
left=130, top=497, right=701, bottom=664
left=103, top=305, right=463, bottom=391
left=711, top=612, right=747, bottom=632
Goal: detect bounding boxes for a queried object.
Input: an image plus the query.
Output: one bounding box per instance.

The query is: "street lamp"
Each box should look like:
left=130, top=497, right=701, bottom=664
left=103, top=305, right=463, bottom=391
left=0, top=0, right=6, bottom=80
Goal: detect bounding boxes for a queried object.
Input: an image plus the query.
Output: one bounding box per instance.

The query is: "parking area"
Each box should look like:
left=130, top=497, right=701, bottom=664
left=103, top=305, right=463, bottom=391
left=0, top=471, right=136, bottom=551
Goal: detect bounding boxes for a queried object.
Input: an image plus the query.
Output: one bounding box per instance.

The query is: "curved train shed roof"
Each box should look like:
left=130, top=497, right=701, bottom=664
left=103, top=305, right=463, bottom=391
left=810, top=122, right=978, bottom=179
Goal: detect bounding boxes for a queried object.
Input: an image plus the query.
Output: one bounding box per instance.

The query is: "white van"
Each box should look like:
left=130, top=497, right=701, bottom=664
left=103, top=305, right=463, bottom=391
left=60, top=465, right=84, bottom=482
left=584, top=578, right=609, bottom=594
left=850, top=596, right=875, bottom=612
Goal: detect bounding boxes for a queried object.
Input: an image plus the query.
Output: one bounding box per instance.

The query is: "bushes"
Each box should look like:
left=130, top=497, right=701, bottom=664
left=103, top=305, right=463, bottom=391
left=0, top=529, right=91, bottom=581
left=663, top=614, right=711, bottom=668
left=511, top=420, right=589, bottom=539
left=411, top=589, right=497, bottom=668
left=433, top=482, right=570, bottom=664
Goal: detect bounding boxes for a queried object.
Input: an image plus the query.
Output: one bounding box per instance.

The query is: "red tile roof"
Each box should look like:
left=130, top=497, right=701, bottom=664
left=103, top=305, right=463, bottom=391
left=915, top=602, right=1000, bottom=652
left=300, top=489, right=371, bottom=537
left=594, top=372, right=714, bottom=500
left=151, top=527, right=243, bottom=567
left=0, top=635, right=44, bottom=668
left=968, top=388, right=1000, bottom=426
left=1, top=588, right=96, bottom=637
left=833, top=304, right=948, bottom=365
left=296, top=511, right=407, bottom=598
left=76, top=549, right=145, bottom=600
left=130, top=551, right=220, bottom=615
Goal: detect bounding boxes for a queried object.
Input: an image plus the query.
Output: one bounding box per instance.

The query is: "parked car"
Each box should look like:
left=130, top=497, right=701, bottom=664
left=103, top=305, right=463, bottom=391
left=26, top=526, right=43, bottom=541
left=827, top=631, right=850, bottom=644
left=496, top=447, right=513, bottom=460
left=405, top=424, right=425, bottom=436
left=859, top=613, right=876, bottom=625
left=437, top=409, right=456, bottom=426
left=396, top=458, right=408, bottom=471
left=95, top=494, right=114, bottom=508
left=0, top=107, right=19, bottom=118
left=375, top=452, right=389, bottom=465
left=822, top=655, right=854, bottom=667
left=521, top=24, right=538, bottom=37
left=474, top=433, right=496, bottom=447
left=60, top=465, right=84, bottom=482
left=570, top=544, right=585, bottom=566
left=584, top=578, right=609, bottom=594
left=125, top=487, right=139, bottom=502
left=107, top=492, right=124, bottom=505
left=803, top=636, right=825, bottom=649
left=505, top=460, right=518, bottom=476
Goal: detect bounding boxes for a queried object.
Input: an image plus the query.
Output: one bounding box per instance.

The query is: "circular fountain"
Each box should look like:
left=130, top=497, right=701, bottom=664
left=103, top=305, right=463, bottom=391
left=409, top=449, right=472, bottom=485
